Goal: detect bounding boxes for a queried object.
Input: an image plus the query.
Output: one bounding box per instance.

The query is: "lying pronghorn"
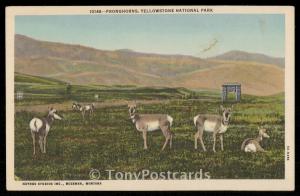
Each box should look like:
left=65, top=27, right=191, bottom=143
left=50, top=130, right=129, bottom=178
left=72, top=102, right=95, bottom=120
left=29, top=107, right=63, bottom=155
left=128, top=102, right=174, bottom=151
left=194, top=105, right=232, bottom=152
left=241, top=127, right=270, bottom=152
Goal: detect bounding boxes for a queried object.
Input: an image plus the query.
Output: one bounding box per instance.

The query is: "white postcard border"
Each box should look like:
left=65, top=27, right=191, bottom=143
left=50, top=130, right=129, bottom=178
left=6, top=6, right=295, bottom=191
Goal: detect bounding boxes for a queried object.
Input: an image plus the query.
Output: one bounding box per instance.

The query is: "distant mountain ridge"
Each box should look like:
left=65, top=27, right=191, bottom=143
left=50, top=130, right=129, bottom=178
left=14, top=34, right=284, bottom=96
left=208, top=50, right=284, bottom=68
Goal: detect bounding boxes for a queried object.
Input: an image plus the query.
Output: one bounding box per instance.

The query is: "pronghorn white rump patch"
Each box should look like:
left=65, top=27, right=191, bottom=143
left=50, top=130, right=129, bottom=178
left=167, top=115, right=173, bottom=127
left=245, top=143, right=257, bottom=152
left=29, top=118, right=43, bottom=133
left=146, top=121, right=160, bottom=131
left=203, top=121, right=217, bottom=132
left=193, top=115, right=200, bottom=126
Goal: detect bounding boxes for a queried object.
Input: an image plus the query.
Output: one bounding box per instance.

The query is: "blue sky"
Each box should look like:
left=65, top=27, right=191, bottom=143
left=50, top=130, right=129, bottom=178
left=15, top=14, right=285, bottom=58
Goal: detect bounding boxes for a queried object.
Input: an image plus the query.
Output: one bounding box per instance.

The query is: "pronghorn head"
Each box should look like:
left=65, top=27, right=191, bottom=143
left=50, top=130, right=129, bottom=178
left=258, top=127, right=270, bottom=139
left=72, top=103, right=82, bottom=111
left=220, top=105, right=232, bottom=125
left=48, top=107, right=63, bottom=120
left=72, top=103, right=77, bottom=110
left=128, top=101, right=137, bottom=116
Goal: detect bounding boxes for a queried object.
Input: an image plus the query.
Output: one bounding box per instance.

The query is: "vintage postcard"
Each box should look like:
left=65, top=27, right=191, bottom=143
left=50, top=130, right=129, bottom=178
left=6, top=6, right=294, bottom=191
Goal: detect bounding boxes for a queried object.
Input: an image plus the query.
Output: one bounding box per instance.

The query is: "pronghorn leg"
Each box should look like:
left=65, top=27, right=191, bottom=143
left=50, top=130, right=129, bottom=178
left=220, top=134, right=224, bottom=151
left=82, top=110, right=85, bottom=120
left=212, top=133, right=217, bottom=153
left=161, top=135, right=170, bottom=151
left=199, top=129, right=207, bottom=152
left=142, top=130, right=148, bottom=150
left=256, top=145, right=266, bottom=152
left=87, top=109, right=90, bottom=119
left=195, top=127, right=206, bottom=151
left=38, top=136, right=44, bottom=153
left=161, top=127, right=171, bottom=151
left=194, top=131, right=199, bottom=150
left=169, top=133, right=173, bottom=149
left=31, top=132, right=36, bottom=155
left=43, top=135, right=47, bottom=153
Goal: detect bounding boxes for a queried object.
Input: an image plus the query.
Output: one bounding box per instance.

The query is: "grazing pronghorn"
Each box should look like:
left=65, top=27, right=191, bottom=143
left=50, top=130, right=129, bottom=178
left=241, top=127, right=270, bottom=152
left=79, top=103, right=95, bottom=119
left=29, top=107, right=63, bottom=155
left=128, top=102, right=174, bottom=151
left=72, top=102, right=81, bottom=111
left=72, top=102, right=95, bottom=120
left=194, top=105, right=233, bottom=152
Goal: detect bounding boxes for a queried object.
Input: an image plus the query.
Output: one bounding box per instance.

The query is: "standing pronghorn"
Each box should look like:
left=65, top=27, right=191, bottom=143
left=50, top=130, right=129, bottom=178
left=29, top=107, right=63, bottom=155
left=241, top=127, right=270, bottom=152
left=72, top=102, right=81, bottom=111
left=72, top=102, right=95, bottom=120
left=128, top=102, right=174, bottom=151
left=194, top=105, right=233, bottom=152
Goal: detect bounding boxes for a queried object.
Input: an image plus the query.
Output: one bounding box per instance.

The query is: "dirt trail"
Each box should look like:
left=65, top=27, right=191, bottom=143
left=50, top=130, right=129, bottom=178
left=15, top=99, right=170, bottom=113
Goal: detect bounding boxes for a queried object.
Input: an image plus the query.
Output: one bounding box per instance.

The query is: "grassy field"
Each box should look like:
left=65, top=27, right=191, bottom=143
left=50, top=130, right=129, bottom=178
left=14, top=74, right=285, bottom=180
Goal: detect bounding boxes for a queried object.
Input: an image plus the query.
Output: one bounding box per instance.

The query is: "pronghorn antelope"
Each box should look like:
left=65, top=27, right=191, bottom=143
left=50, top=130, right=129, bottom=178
left=128, top=102, right=174, bottom=151
left=72, top=102, right=95, bottom=119
left=29, top=107, right=63, bottom=155
left=194, top=105, right=233, bottom=152
left=241, top=127, right=270, bottom=152
left=72, top=102, right=81, bottom=111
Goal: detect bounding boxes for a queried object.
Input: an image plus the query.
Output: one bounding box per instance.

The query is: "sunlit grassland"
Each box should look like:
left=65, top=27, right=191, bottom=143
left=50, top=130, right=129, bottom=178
left=14, top=84, right=285, bottom=180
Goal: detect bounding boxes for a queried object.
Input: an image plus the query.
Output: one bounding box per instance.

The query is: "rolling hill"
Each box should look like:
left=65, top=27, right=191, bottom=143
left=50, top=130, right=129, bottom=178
left=208, top=50, right=285, bottom=68
left=14, top=34, right=284, bottom=96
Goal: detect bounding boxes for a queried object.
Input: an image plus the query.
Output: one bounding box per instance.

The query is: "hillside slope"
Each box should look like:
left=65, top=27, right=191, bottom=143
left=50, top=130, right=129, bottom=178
left=177, top=61, right=284, bottom=96
left=14, top=34, right=284, bottom=95
left=208, top=50, right=284, bottom=68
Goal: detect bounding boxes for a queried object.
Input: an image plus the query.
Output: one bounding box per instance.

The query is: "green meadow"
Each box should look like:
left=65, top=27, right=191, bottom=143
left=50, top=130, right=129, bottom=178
left=14, top=73, right=285, bottom=180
